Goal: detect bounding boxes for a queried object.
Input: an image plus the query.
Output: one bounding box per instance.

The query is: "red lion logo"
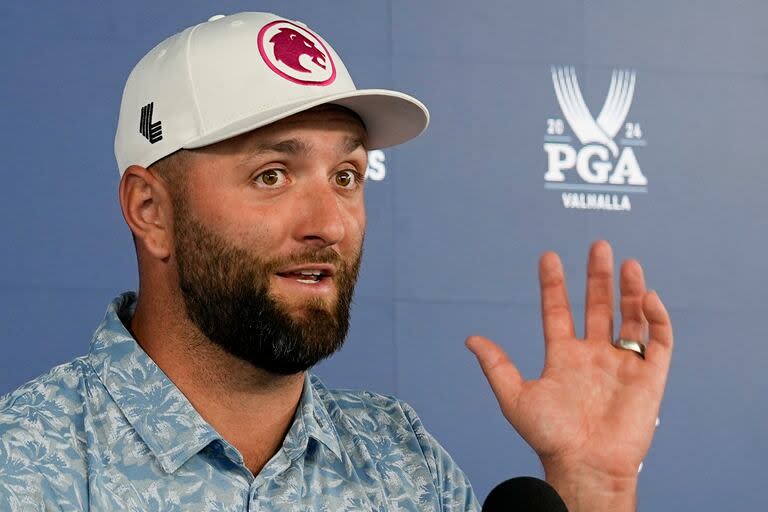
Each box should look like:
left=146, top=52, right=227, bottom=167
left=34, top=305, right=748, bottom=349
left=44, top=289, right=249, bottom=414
left=269, top=28, right=327, bottom=73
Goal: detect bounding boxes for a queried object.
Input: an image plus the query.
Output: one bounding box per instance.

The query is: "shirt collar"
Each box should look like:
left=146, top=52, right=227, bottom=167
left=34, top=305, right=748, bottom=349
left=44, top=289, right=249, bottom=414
left=86, top=292, right=220, bottom=474
left=290, top=374, right=342, bottom=461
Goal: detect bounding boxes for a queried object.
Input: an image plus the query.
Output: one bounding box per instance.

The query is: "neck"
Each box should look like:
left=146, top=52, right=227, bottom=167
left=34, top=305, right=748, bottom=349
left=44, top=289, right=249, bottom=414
left=129, top=287, right=304, bottom=475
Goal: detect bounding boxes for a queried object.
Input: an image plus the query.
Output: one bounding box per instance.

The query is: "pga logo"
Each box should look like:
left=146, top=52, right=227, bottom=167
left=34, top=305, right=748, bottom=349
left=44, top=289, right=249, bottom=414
left=544, top=143, right=645, bottom=186
left=543, top=67, right=647, bottom=188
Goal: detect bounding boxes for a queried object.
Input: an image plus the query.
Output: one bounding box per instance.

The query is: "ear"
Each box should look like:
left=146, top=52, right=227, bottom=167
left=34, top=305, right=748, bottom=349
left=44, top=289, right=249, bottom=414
left=119, top=165, right=173, bottom=260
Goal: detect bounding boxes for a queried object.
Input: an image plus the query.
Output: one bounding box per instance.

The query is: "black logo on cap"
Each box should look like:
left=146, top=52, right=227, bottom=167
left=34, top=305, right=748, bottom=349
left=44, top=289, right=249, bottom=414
left=139, top=102, right=163, bottom=144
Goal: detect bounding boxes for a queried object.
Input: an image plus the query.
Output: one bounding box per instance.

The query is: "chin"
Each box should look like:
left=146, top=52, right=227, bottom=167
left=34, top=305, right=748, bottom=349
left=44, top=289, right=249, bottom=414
left=274, top=293, right=338, bottom=318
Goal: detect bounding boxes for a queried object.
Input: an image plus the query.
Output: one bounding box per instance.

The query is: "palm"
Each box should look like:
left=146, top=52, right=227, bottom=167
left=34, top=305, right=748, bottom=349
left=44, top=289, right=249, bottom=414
left=467, top=241, right=673, bottom=480
left=511, top=344, right=658, bottom=477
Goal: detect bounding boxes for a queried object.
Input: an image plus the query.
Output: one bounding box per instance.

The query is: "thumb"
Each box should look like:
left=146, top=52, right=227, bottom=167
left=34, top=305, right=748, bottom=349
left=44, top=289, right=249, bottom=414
left=465, top=335, right=524, bottom=414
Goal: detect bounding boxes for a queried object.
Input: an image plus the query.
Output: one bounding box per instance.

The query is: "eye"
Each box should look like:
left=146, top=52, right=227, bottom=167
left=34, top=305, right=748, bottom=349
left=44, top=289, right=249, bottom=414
left=334, top=169, right=361, bottom=189
left=254, top=169, right=287, bottom=188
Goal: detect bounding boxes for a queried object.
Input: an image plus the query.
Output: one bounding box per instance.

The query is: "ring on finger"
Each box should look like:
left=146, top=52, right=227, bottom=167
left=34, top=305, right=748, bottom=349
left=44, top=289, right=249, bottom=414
left=612, top=338, right=646, bottom=359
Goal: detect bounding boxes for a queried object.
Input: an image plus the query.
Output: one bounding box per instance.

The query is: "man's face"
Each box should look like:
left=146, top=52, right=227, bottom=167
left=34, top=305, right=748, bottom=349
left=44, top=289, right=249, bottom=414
left=167, top=107, right=368, bottom=375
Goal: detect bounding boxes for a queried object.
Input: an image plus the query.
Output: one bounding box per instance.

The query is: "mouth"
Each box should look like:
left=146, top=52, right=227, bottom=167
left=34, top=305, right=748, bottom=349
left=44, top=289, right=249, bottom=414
left=275, top=265, right=335, bottom=285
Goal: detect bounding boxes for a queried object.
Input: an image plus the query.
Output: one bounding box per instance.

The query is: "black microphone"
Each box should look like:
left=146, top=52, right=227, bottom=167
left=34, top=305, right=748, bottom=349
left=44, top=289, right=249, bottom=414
left=482, top=477, right=569, bottom=511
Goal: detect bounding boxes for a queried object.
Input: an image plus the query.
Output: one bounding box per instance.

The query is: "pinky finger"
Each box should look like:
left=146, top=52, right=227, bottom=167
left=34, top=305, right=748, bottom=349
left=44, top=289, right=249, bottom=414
left=643, top=291, right=674, bottom=386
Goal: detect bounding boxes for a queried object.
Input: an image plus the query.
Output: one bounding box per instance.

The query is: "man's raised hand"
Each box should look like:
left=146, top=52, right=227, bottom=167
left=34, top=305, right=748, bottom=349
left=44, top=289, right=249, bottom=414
left=466, top=240, right=673, bottom=511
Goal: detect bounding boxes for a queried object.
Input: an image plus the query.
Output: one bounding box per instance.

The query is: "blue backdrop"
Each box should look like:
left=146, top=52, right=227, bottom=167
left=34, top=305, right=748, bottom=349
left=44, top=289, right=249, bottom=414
left=2, top=2, right=767, bottom=508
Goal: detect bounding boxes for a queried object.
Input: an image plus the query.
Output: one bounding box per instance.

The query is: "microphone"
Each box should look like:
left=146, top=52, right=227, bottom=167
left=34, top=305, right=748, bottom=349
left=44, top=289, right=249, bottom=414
left=482, top=477, right=569, bottom=511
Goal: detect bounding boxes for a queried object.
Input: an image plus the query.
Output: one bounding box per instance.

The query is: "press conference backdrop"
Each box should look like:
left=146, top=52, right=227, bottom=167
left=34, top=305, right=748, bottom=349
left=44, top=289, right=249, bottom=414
left=2, top=2, right=766, bottom=508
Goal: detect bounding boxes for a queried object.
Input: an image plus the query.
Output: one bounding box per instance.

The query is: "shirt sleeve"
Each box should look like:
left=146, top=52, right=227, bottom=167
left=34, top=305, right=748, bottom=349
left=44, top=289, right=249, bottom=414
left=400, top=401, right=481, bottom=512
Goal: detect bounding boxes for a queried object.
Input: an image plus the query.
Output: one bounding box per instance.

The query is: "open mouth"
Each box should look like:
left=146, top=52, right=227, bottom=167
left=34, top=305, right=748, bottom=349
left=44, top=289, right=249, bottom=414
left=276, top=269, right=331, bottom=284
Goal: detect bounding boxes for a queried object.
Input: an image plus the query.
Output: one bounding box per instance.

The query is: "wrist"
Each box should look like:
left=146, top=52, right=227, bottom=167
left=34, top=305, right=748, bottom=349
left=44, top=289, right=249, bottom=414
left=543, top=461, right=638, bottom=512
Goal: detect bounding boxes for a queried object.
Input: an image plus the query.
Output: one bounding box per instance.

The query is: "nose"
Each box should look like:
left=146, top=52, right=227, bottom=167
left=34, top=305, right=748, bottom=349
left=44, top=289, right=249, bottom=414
left=293, top=184, right=346, bottom=249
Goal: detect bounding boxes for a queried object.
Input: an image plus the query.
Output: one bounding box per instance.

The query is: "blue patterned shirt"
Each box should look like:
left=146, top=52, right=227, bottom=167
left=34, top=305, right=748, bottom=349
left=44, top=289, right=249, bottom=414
left=0, top=293, right=479, bottom=511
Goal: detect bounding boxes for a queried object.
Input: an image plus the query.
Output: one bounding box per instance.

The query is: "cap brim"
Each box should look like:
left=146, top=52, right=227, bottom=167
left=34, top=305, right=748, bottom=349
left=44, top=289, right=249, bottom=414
left=183, top=88, right=429, bottom=151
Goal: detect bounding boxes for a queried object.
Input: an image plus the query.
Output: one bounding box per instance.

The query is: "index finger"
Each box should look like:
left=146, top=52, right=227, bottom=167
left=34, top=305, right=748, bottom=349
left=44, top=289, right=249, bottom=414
left=539, top=251, right=576, bottom=345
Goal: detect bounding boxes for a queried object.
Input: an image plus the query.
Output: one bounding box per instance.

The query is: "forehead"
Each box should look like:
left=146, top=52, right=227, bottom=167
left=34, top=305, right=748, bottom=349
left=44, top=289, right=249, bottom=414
left=175, top=105, right=368, bottom=177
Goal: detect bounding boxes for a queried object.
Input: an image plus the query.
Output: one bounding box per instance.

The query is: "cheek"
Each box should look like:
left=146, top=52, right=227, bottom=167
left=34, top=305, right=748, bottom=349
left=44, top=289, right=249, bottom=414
left=346, top=200, right=367, bottom=242
left=199, top=198, right=283, bottom=251
left=229, top=211, right=285, bottom=250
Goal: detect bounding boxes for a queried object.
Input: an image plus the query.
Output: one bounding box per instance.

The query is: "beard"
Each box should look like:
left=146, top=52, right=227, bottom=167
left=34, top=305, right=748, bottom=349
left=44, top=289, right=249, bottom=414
left=171, top=201, right=361, bottom=375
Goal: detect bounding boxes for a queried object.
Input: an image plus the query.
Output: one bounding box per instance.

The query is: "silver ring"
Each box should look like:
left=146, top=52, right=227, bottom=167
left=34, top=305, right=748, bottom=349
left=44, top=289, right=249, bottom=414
left=612, top=338, right=646, bottom=359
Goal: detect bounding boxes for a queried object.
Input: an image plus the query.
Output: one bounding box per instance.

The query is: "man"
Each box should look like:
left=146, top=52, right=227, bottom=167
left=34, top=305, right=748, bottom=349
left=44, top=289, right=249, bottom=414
left=0, top=12, right=672, bottom=511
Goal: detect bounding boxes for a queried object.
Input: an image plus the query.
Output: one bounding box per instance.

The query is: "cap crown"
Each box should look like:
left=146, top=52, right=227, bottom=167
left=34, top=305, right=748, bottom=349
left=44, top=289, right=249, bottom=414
left=115, top=12, right=355, bottom=174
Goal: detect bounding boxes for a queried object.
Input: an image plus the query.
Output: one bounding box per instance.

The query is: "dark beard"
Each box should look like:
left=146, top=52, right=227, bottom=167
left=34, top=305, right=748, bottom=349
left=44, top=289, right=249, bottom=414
left=171, top=203, right=360, bottom=375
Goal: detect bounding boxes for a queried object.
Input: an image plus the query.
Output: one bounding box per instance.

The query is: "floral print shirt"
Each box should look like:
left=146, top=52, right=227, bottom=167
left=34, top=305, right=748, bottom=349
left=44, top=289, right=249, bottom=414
left=0, top=293, right=478, bottom=511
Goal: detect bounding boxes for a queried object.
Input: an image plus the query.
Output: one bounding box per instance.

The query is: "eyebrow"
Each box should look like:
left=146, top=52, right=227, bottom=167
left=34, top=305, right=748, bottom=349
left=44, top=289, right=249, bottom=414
left=250, top=136, right=366, bottom=157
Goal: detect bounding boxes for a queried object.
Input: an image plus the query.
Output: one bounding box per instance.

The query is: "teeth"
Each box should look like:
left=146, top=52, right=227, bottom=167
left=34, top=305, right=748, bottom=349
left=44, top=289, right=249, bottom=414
left=293, top=270, right=323, bottom=284
left=275, top=269, right=326, bottom=284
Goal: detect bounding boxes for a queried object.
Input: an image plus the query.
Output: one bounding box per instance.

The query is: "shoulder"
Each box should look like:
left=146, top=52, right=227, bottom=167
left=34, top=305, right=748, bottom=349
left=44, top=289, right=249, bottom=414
left=0, top=357, right=91, bottom=428
left=0, top=359, right=92, bottom=483
left=310, top=374, right=422, bottom=431
left=308, top=374, right=445, bottom=464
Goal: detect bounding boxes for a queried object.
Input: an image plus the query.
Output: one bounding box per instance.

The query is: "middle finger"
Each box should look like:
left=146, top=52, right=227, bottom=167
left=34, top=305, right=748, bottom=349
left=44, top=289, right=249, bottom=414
left=585, top=240, right=615, bottom=342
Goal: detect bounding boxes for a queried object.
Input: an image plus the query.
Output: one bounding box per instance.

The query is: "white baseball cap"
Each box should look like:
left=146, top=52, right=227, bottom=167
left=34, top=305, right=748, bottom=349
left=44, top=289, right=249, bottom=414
left=114, top=12, right=429, bottom=175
